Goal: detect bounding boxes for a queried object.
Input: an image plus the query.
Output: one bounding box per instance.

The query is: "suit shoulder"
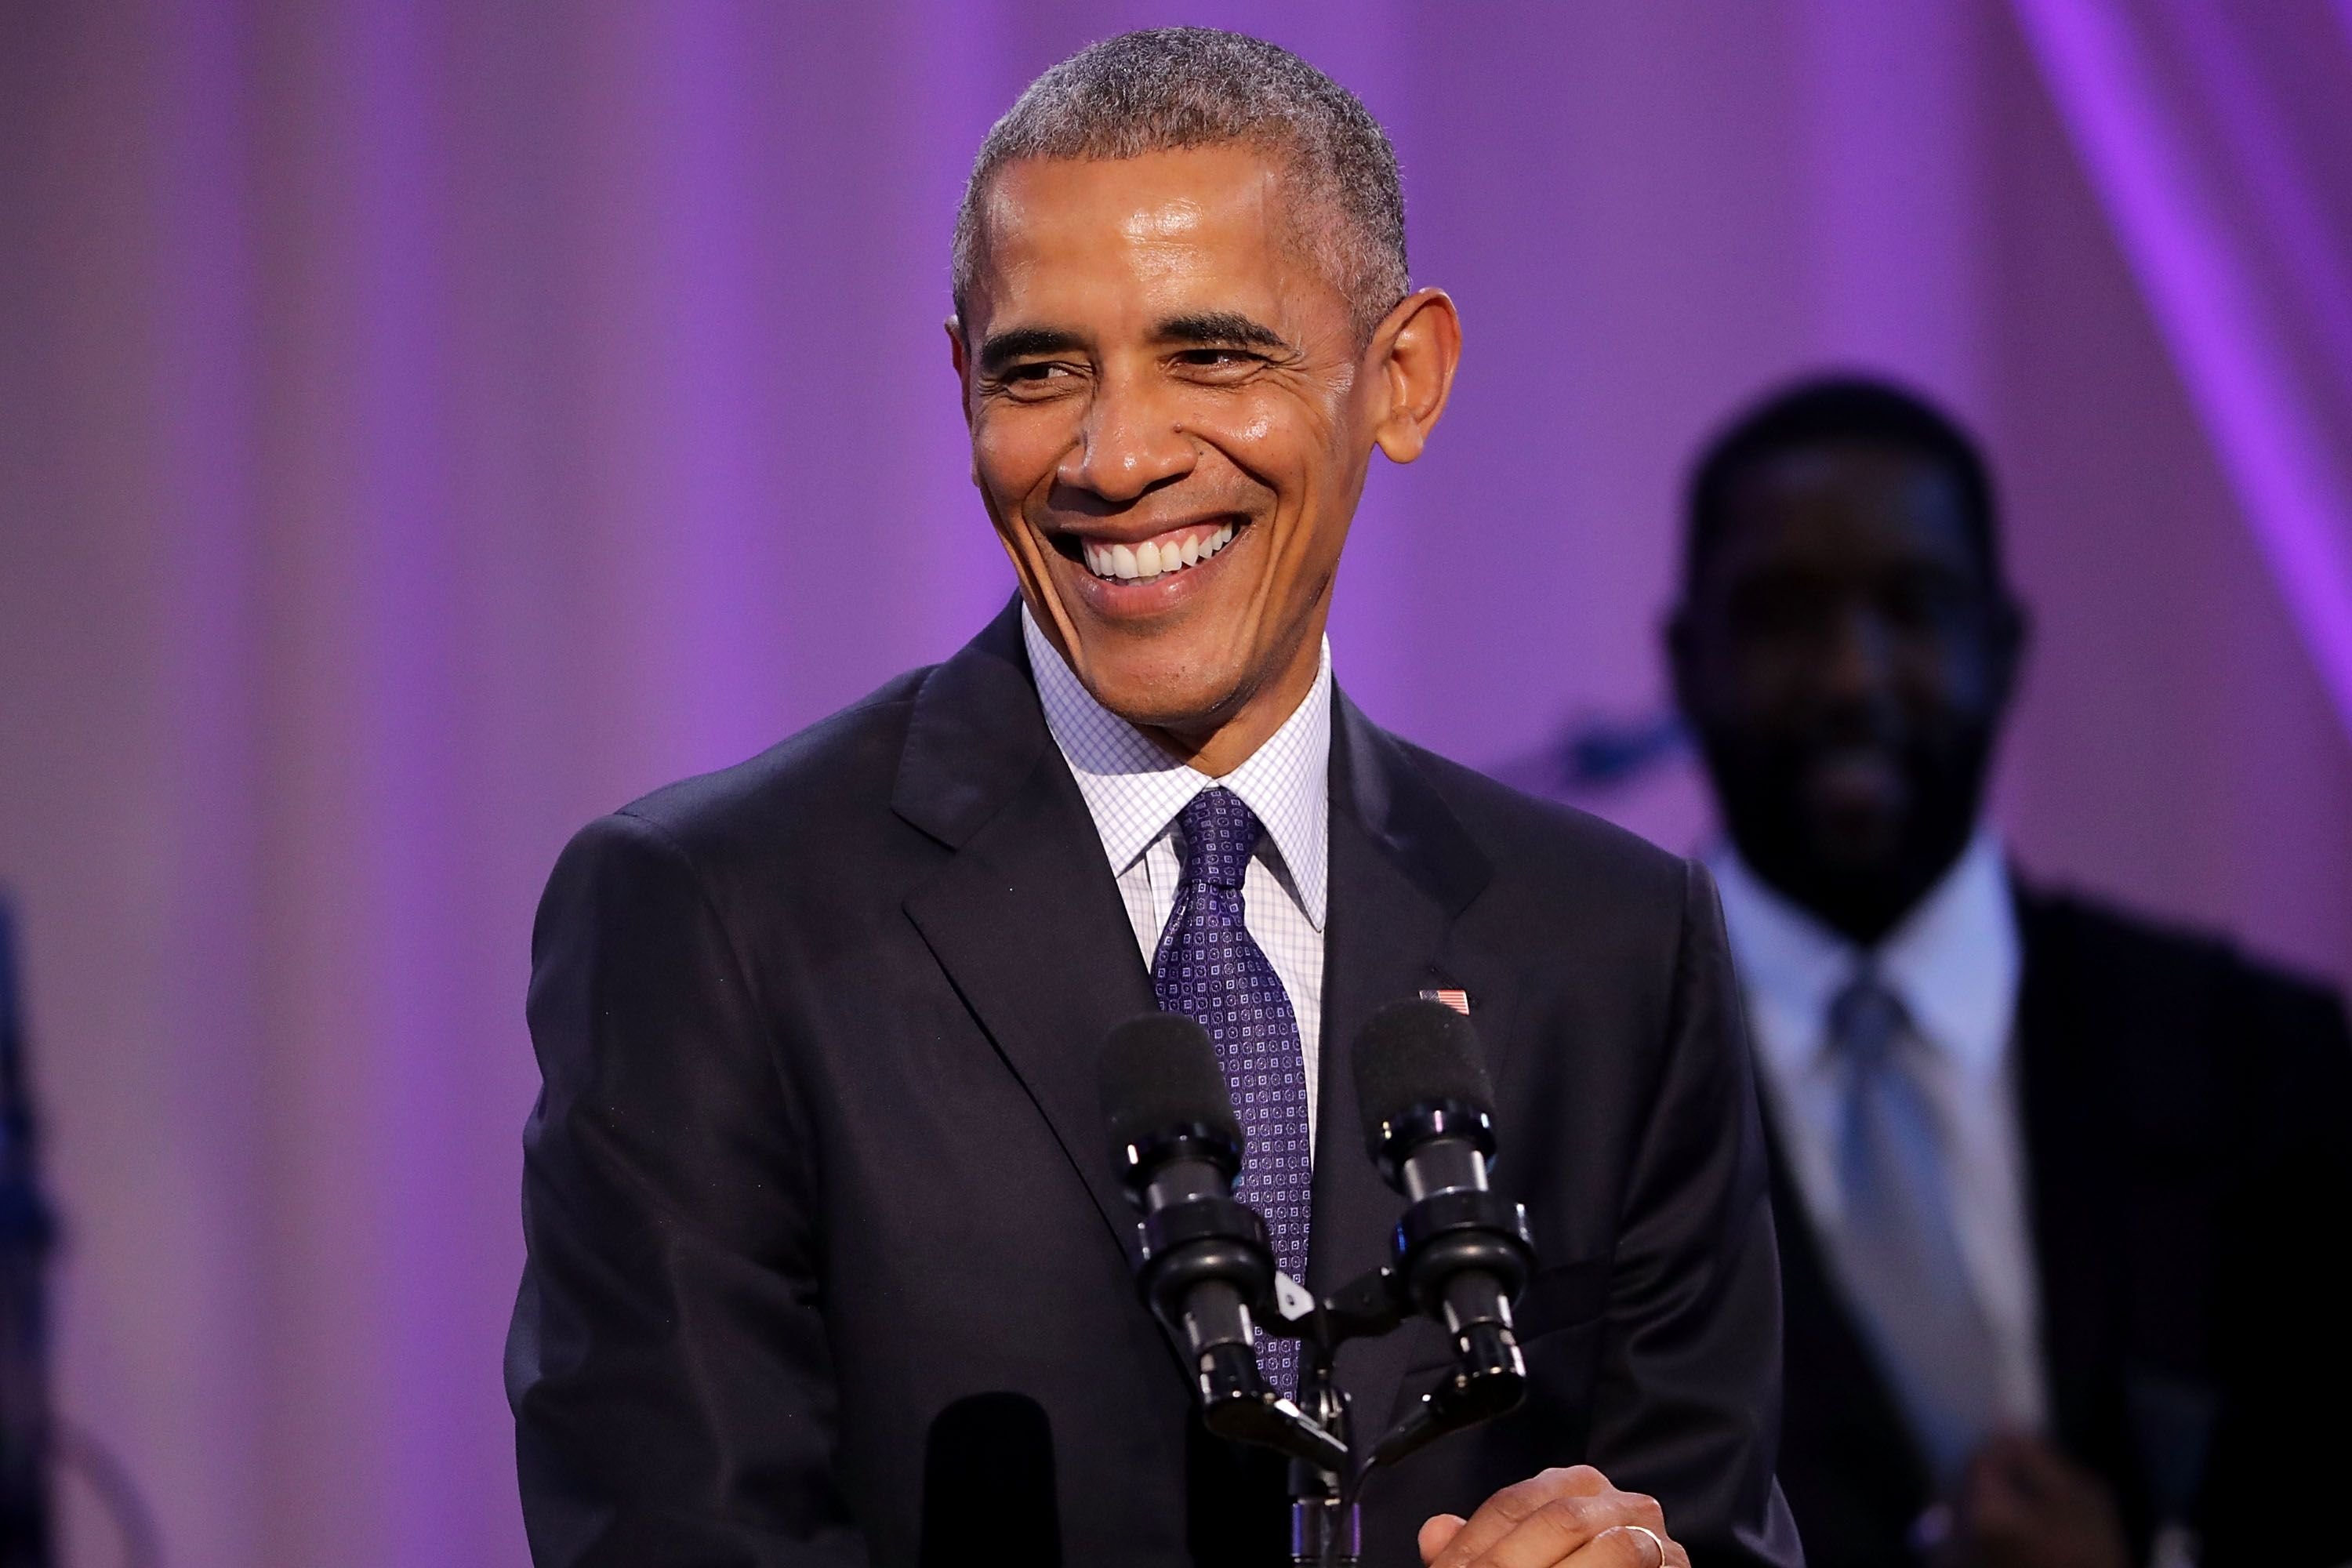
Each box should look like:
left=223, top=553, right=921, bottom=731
left=2025, top=884, right=2345, bottom=1010
left=2026, top=885, right=2225, bottom=969
left=1392, top=735, right=1693, bottom=908
left=605, top=664, right=932, bottom=860
left=2024, top=884, right=2351, bottom=1101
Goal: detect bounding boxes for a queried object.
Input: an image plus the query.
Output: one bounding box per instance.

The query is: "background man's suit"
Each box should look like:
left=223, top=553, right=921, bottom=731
left=507, top=603, right=1803, bottom=1567
left=1769, top=887, right=2352, bottom=1568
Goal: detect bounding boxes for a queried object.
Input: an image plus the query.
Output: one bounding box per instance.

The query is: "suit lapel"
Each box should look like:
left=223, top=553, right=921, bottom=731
left=1311, top=694, right=1495, bottom=1439
left=2012, top=887, right=2120, bottom=1453
left=2017, top=885, right=2241, bottom=1544
left=896, top=604, right=1159, bottom=1264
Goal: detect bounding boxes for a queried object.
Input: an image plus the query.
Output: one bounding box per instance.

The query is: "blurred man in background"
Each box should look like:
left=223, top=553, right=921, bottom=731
left=1669, top=377, right=2352, bottom=1568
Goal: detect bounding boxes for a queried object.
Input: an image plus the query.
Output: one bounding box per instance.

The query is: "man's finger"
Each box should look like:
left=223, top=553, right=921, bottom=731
left=1471, top=1511, right=1671, bottom=1568
left=2002, top=1432, right=2101, bottom=1506
left=1433, top=1487, right=1665, bottom=1568
left=1964, top=1431, right=2104, bottom=1529
left=1429, top=1466, right=1615, bottom=1566
left=1421, top=1513, right=1468, bottom=1564
left=1601, top=1523, right=1669, bottom=1568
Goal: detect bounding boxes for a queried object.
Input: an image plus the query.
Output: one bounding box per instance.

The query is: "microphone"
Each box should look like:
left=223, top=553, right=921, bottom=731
left=1353, top=998, right=1534, bottom=1454
left=919, top=1391, right=1062, bottom=1567
left=1098, top=1012, right=1275, bottom=1410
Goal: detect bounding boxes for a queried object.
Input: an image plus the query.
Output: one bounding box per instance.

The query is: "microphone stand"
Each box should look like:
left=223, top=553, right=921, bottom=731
left=1285, top=1339, right=1356, bottom=1567
left=1253, top=1221, right=1534, bottom=1568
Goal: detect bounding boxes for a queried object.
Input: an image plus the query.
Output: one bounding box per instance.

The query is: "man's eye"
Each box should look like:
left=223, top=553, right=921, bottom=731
left=994, top=362, right=1082, bottom=397
left=1174, top=348, right=1258, bottom=369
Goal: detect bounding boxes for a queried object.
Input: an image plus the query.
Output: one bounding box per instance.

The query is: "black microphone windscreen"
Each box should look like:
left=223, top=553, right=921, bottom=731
left=919, top=1391, right=1062, bottom=1566
left=1098, top=1011, right=1241, bottom=1152
left=1353, top=996, right=1495, bottom=1140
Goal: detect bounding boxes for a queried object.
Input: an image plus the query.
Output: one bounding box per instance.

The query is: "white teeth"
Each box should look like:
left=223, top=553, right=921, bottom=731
left=1079, top=521, right=1240, bottom=583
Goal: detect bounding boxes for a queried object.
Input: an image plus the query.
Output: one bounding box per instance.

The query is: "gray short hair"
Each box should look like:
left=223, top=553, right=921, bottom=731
left=952, top=27, right=1410, bottom=345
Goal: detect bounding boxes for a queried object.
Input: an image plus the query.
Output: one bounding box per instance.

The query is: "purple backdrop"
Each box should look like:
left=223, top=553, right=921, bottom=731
left=5, top=3, right=2350, bottom=1564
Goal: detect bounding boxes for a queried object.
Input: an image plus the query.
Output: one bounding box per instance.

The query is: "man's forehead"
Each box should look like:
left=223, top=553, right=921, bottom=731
left=960, top=144, right=1373, bottom=361
left=1744, top=446, right=1963, bottom=528
left=966, top=146, right=1355, bottom=329
left=983, top=147, right=1288, bottom=259
left=1719, top=444, right=1981, bottom=572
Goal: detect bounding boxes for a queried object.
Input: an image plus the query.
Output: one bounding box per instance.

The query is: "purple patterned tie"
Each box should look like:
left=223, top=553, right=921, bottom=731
left=1152, top=787, right=1312, bottom=1396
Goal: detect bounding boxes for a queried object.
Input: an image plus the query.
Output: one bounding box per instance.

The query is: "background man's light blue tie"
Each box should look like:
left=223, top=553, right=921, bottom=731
left=1829, top=972, right=2002, bottom=1489
left=1152, top=787, right=1312, bottom=1396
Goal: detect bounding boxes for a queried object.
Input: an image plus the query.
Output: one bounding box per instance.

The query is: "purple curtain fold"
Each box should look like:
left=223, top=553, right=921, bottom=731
left=2012, top=0, right=2352, bottom=736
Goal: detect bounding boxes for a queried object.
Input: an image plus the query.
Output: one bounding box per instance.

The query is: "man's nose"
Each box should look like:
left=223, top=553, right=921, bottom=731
left=1817, top=603, right=1900, bottom=702
left=1055, top=371, right=1195, bottom=502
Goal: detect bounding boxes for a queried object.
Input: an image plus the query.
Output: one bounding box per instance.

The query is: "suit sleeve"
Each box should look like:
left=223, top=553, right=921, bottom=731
left=1584, top=858, right=1804, bottom=1568
left=506, top=811, right=866, bottom=1566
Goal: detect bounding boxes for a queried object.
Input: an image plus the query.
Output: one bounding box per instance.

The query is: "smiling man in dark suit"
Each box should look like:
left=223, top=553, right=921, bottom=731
left=507, top=30, right=1802, bottom=1568
left=1669, top=376, right=2352, bottom=1568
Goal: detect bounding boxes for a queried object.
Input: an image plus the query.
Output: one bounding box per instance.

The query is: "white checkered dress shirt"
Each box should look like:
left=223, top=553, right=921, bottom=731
left=1022, top=604, right=1332, bottom=1150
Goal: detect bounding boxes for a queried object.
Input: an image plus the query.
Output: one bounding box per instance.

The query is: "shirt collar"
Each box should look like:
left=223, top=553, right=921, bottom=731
left=1710, top=826, right=2020, bottom=1081
left=1021, top=603, right=1332, bottom=929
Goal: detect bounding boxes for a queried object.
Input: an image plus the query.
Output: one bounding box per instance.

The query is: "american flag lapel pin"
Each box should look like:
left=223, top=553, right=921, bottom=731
left=1419, top=987, right=1471, bottom=1016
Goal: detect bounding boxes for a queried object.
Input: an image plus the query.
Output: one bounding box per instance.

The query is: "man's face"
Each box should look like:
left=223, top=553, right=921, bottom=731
left=1671, top=441, right=2022, bottom=942
left=953, top=145, right=1403, bottom=750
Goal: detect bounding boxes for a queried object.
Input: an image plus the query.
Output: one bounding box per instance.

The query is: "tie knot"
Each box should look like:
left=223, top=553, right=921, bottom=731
left=1828, top=973, right=1910, bottom=1071
left=1177, top=787, right=1261, bottom=891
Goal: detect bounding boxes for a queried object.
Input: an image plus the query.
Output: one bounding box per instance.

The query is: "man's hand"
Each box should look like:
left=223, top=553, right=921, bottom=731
left=1949, top=1433, right=2130, bottom=1568
left=1420, top=1465, right=1689, bottom=1568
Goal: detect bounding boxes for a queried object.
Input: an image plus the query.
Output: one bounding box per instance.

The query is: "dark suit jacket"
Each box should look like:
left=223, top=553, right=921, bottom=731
left=1770, top=885, right=2352, bottom=1568
left=507, top=604, right=1804, bottom=1567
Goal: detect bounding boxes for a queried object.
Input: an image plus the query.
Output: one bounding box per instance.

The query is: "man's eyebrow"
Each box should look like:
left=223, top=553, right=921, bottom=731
left=976, top=326, right=1086, bottom=375
left=1154, top=311, right=1294, bottom=352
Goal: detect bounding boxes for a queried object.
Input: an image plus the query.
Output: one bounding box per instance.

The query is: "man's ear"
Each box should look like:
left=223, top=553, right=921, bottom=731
left=1370, top=288, right=1462, bottom=464
left=947, top=316, right=975, bottom=430
left=1664, top=601, right=1700, bottom=720
left=1988, top=591, right=2031, bottom=710
left=948, top=316, right=983, bottom=485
